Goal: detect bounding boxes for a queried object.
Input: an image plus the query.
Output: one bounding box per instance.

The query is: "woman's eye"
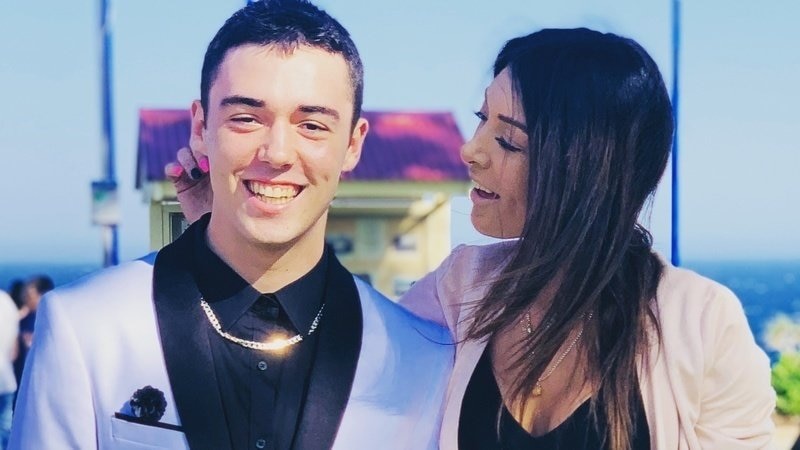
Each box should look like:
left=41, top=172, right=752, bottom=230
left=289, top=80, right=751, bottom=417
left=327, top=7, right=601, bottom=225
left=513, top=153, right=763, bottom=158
left=474, top=111, right=488, bottom=121
left=495, top=137, right=523, bottom=152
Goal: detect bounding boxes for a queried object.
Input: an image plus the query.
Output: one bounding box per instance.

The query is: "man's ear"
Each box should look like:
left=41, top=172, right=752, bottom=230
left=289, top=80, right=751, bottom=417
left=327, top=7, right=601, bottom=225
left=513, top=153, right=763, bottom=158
left=342, top=117, right=368, bottom=173
left=189, top=100, right=207, bottom=157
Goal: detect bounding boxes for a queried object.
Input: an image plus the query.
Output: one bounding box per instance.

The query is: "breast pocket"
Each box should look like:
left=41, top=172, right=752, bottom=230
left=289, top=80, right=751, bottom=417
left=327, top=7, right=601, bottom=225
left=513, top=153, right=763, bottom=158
left=109, top=416, right=189, bottom=450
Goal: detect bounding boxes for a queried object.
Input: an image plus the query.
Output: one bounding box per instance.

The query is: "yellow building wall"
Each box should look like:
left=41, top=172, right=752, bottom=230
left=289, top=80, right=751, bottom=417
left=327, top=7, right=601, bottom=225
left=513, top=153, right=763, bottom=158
left=327, top=204, right=449, bottom=299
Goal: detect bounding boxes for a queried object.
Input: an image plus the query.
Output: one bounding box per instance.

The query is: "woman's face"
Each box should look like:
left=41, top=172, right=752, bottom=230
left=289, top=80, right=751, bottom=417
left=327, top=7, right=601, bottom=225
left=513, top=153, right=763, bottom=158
left=461, top=68, right=529, bottom=239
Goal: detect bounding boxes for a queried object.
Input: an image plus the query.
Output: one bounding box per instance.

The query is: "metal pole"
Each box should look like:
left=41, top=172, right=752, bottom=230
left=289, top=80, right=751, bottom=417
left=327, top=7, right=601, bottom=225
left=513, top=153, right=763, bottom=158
left=670, top=0, right=681, bottom=267
left=100, top=0, right=119, bottom=266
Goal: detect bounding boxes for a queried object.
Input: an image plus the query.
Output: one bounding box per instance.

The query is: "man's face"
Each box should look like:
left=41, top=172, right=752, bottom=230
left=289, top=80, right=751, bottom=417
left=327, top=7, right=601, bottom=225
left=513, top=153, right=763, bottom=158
left=191, top=44, right=367, bottom=254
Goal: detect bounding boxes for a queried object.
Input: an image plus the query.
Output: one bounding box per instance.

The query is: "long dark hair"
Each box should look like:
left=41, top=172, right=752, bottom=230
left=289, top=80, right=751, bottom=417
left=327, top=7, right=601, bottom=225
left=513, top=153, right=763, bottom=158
left=466, top=28, right=673, bottom=449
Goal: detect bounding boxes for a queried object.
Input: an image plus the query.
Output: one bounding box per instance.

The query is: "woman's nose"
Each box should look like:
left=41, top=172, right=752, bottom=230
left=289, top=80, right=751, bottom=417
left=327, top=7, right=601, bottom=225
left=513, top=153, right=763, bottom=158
left=460, top=131, right=490, bottom=168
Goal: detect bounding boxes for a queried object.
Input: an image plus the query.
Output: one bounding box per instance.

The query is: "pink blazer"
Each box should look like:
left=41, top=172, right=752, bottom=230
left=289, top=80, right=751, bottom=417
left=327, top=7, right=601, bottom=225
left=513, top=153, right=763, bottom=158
left=400, top=242, right=776, bottom=450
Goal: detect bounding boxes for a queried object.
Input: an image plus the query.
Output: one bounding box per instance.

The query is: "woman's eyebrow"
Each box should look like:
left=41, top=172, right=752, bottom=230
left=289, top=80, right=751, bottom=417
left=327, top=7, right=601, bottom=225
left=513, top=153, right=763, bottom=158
left=498, top=114, right=528, bottom=133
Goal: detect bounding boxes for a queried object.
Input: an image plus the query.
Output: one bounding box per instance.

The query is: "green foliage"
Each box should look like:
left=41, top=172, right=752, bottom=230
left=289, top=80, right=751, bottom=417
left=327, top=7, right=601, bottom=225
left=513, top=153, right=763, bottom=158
left=764, top=313, right=800, bottom=354
left=773, top=352, right=800, bottom=416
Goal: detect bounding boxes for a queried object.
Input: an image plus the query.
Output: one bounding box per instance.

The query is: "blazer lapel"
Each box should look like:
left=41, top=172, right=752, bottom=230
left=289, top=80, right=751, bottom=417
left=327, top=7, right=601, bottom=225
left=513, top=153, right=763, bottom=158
left=290, top=255, right=363, bottom=450
left=153, top=227, right=232, bottom=450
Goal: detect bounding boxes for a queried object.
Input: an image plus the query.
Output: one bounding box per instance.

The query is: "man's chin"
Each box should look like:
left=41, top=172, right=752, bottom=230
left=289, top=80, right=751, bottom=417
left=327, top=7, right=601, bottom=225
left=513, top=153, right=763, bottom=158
left=244, top=224, right=306, bottom=250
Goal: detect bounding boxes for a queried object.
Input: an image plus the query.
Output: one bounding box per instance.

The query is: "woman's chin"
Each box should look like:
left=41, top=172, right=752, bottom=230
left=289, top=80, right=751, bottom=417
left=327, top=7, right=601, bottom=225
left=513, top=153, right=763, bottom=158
left=471, top=219, right=521, bottom=240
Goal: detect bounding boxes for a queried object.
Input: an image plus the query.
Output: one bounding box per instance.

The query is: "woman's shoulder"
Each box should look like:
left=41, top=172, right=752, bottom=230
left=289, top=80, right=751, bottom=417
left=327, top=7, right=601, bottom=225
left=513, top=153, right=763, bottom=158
left=443, top=240, right=517, bottom=275
left=398, top=241, right=516, bottom=329
left=655, top=260, right=742, bottom=315
left=653, top=258, right=752, bottom=346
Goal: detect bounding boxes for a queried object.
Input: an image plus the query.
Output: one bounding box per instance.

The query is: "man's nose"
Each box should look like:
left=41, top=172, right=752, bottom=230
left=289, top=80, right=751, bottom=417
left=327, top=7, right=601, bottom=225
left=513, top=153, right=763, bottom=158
left=257, top=122, right=296, bottom=169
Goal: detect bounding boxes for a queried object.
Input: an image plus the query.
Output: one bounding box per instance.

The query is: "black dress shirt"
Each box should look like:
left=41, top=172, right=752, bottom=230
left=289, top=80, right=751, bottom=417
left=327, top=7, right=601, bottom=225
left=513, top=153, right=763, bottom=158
left=191, top=222, right=327, bottom=450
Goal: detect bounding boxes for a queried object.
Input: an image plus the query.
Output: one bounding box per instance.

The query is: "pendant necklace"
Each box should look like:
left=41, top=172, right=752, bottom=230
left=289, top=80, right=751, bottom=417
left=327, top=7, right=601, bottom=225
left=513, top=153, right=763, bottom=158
left=521, top=311, right=593, bottom=397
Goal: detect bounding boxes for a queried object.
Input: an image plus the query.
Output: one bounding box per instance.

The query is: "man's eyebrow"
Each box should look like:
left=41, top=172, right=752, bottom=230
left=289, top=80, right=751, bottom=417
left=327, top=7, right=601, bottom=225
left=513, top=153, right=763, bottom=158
left=498, top=114, right=528, bottom=133
left=220, top=95, right=265, bottom=108
left=299, top=105, right=340, bottom=121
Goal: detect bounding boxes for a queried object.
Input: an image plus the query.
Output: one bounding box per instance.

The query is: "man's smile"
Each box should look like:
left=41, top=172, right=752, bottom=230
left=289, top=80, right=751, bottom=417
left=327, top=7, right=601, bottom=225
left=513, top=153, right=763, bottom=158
left=244, top=180, right=303, bottom=205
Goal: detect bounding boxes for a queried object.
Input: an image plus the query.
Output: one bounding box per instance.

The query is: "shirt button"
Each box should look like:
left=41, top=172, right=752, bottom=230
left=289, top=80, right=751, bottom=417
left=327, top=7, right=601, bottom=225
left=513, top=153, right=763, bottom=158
left=255, top=438, right=267, bottom=449
left=257, top=361, right=268, bottom=371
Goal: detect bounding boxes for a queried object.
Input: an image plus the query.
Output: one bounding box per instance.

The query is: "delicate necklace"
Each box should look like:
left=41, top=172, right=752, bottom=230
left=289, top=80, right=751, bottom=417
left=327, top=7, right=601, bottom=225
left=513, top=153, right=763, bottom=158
left=200, top=298, right=325, bottom=352
left=522, top=311, right=593, bottom=397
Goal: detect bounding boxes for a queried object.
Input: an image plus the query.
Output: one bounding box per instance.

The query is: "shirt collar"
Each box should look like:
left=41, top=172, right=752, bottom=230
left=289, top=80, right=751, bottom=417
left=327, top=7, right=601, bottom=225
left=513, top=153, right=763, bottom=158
left=274, top=248, right=328, bottom=334
left=191, top=213, right=328, bottom=333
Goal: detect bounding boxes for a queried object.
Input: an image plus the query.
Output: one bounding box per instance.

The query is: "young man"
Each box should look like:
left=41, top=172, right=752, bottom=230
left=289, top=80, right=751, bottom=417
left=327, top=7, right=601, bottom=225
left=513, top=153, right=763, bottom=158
left=9, top=2, right=452, bottom=449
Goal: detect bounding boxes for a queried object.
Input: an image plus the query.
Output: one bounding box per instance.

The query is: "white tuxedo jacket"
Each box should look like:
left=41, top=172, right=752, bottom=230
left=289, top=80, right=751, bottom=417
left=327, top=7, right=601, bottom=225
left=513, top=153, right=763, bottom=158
left=10, top=228, right=453, bottom=450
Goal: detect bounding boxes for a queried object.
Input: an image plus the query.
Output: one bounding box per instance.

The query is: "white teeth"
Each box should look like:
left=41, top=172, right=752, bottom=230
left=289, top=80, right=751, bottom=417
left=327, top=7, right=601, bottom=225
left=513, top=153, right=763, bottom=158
left=247, top=181, right=299, bottom=204
left=472, top=181, right=495, bottom=195
left=256, top=196, right=293, bottom=205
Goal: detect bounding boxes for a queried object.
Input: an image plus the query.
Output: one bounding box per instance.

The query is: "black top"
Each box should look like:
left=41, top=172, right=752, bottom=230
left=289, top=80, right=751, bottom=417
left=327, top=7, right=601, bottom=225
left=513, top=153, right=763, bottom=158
left=458, top=350, right=650, bottom=450
left=191, top=219, right=327, bottom=450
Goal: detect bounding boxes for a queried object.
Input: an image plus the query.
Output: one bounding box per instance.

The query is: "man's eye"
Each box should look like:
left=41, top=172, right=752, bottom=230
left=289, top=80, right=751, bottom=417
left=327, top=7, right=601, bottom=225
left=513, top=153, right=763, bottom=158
left=474, top=111, right=488, bottom=121
left=495, top=137, right=523, bottom=152
left=231, top=117, right=256, bottom=123
left=301, top=122, right=328, bottom=132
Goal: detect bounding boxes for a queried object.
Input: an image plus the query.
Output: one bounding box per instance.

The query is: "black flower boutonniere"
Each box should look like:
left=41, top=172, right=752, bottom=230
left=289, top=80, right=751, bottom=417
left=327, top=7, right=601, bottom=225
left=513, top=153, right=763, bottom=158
left=115, top=385, right=182, bottom=431
left=129, top=385, right=167, bottom=423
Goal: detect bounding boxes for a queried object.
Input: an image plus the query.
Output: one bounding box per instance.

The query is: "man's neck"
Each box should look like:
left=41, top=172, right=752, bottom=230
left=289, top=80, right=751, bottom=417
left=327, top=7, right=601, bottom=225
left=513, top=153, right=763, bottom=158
left=204, top=223, right=325, bottom=293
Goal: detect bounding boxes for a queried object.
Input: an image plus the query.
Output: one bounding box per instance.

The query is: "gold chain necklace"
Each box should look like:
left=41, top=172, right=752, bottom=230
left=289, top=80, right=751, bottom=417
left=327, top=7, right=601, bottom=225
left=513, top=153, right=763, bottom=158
left=200, top=298, right=325, bottom=352
left=521, top=311, right=593, bottom=397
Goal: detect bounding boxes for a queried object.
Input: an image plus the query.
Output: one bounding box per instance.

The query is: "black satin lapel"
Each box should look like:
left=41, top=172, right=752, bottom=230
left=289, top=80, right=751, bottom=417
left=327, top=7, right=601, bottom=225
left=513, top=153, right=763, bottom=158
left=290, top=255, right=363, bottom=450
left=153, top=231, right=232, bottom=450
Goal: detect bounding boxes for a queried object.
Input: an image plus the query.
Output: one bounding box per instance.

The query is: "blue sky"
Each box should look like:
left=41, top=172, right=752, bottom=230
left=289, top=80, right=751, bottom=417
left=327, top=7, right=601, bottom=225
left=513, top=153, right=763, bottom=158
left=0, top=0, right=797, bottom=263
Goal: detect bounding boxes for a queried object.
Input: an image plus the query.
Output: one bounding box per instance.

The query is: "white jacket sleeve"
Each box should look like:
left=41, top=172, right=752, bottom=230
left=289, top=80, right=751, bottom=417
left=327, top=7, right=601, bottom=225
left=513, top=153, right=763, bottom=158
left=8, top=292, right=98, bottom=450
left=694, top=286, right=776, bottom=449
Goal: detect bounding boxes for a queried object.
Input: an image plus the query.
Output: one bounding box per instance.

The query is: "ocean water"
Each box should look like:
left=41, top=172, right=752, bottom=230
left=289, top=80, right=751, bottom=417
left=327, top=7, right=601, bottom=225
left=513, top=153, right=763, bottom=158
left=2, top=259, right=798, bottom=357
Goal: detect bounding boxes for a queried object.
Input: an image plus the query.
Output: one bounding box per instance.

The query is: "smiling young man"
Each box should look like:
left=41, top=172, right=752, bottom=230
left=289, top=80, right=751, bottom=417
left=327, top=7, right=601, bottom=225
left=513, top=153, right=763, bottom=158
left=9, top=2, right=452, bottom=449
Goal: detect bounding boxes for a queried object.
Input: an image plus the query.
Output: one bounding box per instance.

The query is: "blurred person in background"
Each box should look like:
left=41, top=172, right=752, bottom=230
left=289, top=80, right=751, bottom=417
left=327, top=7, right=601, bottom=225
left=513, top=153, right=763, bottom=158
left=5, top=282, right=25, bottom=313
left=5, top=280, right=25, bottom=397
left=13, top=275, right=53, bottom=385
left=0, top=291, right=18, bottom=449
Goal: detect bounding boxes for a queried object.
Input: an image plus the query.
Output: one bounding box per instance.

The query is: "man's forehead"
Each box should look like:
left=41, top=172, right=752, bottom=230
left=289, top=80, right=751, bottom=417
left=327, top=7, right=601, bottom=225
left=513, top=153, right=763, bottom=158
left=214, top=43, right=352, bottom=84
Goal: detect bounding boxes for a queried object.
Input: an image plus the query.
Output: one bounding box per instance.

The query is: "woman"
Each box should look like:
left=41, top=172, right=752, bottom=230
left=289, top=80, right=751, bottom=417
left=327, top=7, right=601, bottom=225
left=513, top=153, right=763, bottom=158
left=171, top=27, right=775, bottom=449
left=400, top=28, right=775, bottom=449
